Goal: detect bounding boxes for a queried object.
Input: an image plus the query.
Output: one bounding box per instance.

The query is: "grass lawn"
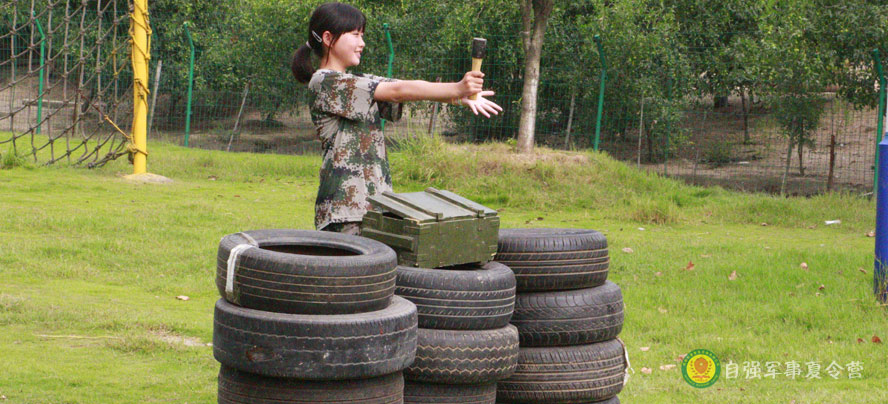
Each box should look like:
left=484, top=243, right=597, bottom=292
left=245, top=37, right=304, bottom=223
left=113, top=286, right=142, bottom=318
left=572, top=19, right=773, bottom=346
left=1, top=136, right=885, bottom=403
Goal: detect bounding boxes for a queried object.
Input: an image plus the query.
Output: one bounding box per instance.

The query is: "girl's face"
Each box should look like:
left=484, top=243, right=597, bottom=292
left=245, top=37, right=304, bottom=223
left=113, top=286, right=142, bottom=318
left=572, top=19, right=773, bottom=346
left=325, top=29, right=365, bottom=69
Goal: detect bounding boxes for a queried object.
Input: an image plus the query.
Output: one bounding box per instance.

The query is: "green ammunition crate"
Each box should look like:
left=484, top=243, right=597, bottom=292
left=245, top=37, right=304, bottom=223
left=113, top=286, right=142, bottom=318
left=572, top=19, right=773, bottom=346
left=361, top=188, right=499, bottom=268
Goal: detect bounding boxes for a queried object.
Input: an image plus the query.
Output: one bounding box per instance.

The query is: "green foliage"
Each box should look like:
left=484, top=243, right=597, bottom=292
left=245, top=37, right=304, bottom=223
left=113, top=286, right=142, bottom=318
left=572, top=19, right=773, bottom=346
left=1, top=147, right=32, bottom=169
left=138, top=0, right=887, bottom=148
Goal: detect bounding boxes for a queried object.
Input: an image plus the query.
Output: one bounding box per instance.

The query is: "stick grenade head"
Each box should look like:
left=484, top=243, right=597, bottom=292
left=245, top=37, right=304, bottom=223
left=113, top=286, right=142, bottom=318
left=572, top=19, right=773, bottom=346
left=470, top=38, right=487, bottom=100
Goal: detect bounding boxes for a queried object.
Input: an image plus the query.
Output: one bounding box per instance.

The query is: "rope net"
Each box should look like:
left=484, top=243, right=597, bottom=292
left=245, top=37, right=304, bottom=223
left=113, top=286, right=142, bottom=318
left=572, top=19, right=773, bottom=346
left=1, top=0, right=135, bottom=167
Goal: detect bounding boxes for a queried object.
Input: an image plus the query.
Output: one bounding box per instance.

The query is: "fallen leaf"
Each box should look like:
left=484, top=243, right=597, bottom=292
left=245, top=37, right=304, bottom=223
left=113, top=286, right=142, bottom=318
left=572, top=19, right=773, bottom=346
left=867, top=231, right=876, bottom=237
left=800, top=262, right=809, bottom=271
left=873, top=335, right=883, bottom=344
left=233, top=195, right=241, bottom=198
left=815, top=292, right=822, bottom=297
left=789, top=292, right=795, bottom=297
left=537, top=217, right=544, bottom=221
left=676, top=354, right=687, bottom=362
left=760, top=222, right=768, bottom=226
left=857, top=338, right=865, bottom=343
left=818, top=284, right=825, bottom=291
left=207, top=175, right=217, bottom=181
left=728, top=271, right=738, bottom=281
left=641, top=367, right=652, bottom=374
left=859, top=268, right=867, bottom=274
left=684, top=261, right=695, bottom=271
left=764, top=246, right=771, bottom=250
left=808, top=225, right=816, bottom=229
left=176, top=295, right=190, bottom=301
left=658, top=307, right=668, bottom=314
left=654, top=272, right=663, bottom=277
left=640, top=346, right=650, bottom=352
left=660, top=364, right=676, bottom=371
left=622, top=247, right=634, bottom=253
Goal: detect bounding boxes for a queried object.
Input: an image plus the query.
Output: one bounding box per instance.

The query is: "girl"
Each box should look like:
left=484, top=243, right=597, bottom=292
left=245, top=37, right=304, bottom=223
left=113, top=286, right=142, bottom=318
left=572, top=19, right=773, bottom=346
left=292, top=2, right=502, bottom=235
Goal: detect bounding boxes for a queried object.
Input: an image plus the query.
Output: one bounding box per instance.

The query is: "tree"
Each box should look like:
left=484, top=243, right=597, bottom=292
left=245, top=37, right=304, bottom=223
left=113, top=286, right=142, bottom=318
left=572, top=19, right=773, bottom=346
left=516, top=0, right=554, bottom=153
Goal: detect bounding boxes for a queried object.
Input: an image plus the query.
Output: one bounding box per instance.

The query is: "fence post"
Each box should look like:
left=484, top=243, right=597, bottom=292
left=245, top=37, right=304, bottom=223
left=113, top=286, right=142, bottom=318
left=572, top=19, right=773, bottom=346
left=381, top=23, right=394, bottom=131
left=593, top=35, right=606, bottom=151
left=130, top=0, right=151, bottom=174
left=873, top=50, right=885, bottom=192
left=33, top=13, right=46, bottom=135
left=183, top=22, right=195, bottom=147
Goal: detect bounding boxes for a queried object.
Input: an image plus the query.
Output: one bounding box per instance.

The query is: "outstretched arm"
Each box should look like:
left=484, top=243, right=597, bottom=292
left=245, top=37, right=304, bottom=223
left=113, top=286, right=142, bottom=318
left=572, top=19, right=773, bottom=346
left=374, top=71, right=483, bottom=103
left=375, top=71, right=501, bottom=117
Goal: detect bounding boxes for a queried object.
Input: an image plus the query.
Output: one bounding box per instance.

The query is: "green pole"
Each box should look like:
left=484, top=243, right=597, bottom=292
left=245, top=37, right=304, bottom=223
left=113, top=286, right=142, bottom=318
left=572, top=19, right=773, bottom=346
left=874, top=49, right=885, bottom=192
left=184, top=22, right=195, bottom=147
left=593, top=35, right=606, bottom=151
left=382, top=23, right=394, bottom=130
left=33, top=13, right=46, bottom=135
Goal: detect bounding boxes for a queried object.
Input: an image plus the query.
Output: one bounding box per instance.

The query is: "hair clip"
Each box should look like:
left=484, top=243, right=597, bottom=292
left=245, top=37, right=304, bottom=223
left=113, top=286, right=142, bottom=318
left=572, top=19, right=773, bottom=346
left=311, top=30, right=323, bottom=43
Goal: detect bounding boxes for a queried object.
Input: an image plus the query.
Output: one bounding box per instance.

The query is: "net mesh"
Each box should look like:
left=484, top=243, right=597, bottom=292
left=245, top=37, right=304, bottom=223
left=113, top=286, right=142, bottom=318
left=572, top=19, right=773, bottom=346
left=1, top=0, right=134, bottom=167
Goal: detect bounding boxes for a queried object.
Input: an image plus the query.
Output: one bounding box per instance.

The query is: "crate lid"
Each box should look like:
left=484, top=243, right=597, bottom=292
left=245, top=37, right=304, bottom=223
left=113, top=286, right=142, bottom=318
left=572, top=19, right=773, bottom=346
left=368, top=187, right=497, bottom=223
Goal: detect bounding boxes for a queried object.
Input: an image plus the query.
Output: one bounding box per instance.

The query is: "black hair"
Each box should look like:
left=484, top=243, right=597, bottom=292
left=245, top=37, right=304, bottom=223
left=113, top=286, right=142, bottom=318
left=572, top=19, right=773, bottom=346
left=291, top=2, right=366, bottom=84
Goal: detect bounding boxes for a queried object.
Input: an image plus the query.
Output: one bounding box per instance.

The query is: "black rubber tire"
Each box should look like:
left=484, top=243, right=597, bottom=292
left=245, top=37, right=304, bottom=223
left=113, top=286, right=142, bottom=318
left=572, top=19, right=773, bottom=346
left=216, top=229, right=397, bottom=315
left=217, top=365, right=404, bottom=404
left=395, top=262, right=516, bottom=330
left=495, top=228, right=609, bottom=292
left=496, top=340, right=627, bottom=404
left=213, top=296, right=417, bottom=380
left=405, top=325, right=520, bottom=384
left=510, top=281, right=623, bottom=347
left=404, top=382, right=496, bottom=404
left=496, top=397, right=618, bottom=404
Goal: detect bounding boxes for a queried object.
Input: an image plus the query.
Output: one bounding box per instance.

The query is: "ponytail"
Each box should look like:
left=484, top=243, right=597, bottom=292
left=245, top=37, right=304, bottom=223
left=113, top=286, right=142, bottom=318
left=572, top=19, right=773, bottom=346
left=292, top=43, right=315, bottom=84
left=291, top=3, right=367, bottom=84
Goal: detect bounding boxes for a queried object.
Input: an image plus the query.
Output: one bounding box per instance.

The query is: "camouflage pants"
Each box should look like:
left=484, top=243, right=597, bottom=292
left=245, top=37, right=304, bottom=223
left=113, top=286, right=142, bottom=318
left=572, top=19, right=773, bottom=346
left=322, top=221, right=361, bottom=236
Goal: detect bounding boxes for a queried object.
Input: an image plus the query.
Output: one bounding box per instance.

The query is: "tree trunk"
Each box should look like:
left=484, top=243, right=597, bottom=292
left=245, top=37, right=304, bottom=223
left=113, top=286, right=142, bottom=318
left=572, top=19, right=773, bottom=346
left=516, top=0, right=554, bottom=154
left=797, top=123, right=805, bottom=176
left=781, top=138, right=793, bottom=196
left=564, top=90, right=576, bottom=149
left=741, top=90, right=750, bottom=143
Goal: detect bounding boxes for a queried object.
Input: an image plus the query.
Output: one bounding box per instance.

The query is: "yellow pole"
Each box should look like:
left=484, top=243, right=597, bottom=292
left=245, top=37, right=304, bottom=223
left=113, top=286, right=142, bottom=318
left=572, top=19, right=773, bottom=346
left=131, top=0, right=150, bottom=174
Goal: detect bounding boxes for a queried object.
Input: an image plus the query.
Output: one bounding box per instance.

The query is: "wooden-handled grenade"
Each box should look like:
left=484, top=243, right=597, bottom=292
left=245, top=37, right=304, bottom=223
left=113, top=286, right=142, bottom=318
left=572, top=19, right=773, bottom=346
left=470, top=38, right=487, bottom=101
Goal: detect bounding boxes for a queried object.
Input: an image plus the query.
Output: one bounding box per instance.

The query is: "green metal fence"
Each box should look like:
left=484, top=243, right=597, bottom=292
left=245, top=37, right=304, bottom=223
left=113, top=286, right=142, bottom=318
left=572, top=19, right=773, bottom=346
left=3, top=1, right=885, bottom=196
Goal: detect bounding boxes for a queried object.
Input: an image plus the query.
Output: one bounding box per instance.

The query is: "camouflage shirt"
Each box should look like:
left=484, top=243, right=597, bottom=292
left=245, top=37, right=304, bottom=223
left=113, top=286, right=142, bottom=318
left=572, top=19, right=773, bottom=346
left=308, top=69, right=402, bottom=230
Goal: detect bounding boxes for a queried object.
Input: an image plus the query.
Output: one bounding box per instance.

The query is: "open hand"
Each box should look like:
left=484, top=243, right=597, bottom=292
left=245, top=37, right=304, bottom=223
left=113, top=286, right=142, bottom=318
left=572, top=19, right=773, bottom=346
left=458, top=91, right=502, bottom=118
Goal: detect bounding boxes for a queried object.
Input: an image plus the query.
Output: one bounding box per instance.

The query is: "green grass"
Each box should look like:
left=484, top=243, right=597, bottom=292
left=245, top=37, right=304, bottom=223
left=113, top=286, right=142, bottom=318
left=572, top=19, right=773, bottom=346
left=1, top=135, right=885, bottom=403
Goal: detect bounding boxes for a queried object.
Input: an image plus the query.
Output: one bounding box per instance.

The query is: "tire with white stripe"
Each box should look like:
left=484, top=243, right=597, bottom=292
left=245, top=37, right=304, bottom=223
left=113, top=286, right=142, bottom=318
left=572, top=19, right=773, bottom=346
left=216, top=229, right=397, bottom=315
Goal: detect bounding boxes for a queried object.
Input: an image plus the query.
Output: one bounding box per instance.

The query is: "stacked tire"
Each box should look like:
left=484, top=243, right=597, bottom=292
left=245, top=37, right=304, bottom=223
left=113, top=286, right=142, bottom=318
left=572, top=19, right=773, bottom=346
left=395, top=262, right=520, bottom=404
left=494, top=229, right=628, bottom=404
left=213, top=230, right=418, bottom=404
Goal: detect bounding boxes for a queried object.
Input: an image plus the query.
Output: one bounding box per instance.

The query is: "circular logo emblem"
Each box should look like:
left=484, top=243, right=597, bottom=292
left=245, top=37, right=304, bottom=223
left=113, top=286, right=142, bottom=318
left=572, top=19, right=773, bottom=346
left=681, top=349, right=720, bottom=388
